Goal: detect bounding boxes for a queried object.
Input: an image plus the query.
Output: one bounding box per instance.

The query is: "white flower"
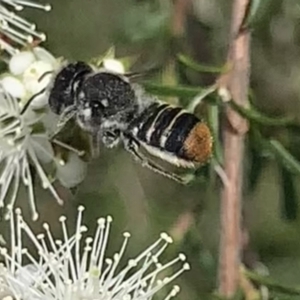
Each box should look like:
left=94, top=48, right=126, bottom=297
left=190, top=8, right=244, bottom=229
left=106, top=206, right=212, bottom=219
left=0, top=84, right=63, bottom=221
left=0, top=47, right=88, bottom=220
left=0, top=0, right=51, bottom=56
left=103, top=58, right=125, bottom=74
left=2, top=47, right=59, bottom=108
left=54, top=152, right=87, bottom=188
left=0, top=49, right=58, bottom=220
left=0, top=75, right=25, bottom=98
left=0, top=206, right=190, bottom=300
left=0, top=3, right=141, bottom=223
left=9, top=50, right=35, bottom=75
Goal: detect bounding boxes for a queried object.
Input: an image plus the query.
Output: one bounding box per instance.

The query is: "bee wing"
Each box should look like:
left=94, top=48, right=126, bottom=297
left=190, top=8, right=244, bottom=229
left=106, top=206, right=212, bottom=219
left=125, top=65, right=161, bottom=82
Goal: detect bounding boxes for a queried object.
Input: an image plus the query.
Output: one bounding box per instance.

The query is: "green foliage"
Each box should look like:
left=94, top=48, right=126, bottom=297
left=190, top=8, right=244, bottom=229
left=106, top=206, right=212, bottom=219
left=279, top=165, right=298, bottom=221
left=116, top=2, right=169, bottom=44
left=228, top=100, right=294, bottom=127
left=177, top=54, right=226, bottom=74
left=242, top=0, right=265, bottom=29
left=268, top=140, right=300, bottom=176
left=245, top=269, right=300, bottom=296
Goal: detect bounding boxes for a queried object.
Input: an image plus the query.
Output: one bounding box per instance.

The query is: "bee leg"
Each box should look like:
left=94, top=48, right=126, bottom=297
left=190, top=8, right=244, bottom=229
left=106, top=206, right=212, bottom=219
left=101, top=130, right=121, bottom=148
left=49, top=106, right=84, bottom=156
left=57, top=105, right=77, bottom=128
left=90, top=130, right=122, bottom=158
left=50, top=105, right=77, bottom=139
left=51, top=138, right=85, bottom=156
left=124, top=137, right=194, bottom=184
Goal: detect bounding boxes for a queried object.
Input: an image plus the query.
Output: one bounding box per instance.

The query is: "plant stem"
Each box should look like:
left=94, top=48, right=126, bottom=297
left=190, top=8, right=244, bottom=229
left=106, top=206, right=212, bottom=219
left=218, top=0, right=251, bottom=297
left=171, top=0, right=191, bottom=38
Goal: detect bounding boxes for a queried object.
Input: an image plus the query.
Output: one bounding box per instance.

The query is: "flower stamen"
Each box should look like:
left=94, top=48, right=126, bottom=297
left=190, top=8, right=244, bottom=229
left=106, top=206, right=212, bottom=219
left=0, top=207, right=190, bottom=300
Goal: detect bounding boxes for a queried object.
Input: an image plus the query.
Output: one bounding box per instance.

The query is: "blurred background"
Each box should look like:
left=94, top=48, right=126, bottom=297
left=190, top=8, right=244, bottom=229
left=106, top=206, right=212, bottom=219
left=3, top=0, right=300, bottom=299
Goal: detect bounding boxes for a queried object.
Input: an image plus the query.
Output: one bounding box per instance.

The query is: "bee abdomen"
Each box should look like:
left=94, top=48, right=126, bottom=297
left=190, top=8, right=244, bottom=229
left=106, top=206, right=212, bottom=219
left=163, top=112, right=212, bottom=164
left=180, top=119, right=212, bottom=164
left=130, top=102, right=167, bottom=140
left=131, top=103, right=212, bottom=165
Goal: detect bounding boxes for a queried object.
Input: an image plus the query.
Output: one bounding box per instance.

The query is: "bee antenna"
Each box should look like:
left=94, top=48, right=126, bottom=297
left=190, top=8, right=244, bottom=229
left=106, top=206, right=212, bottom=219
left=38, top=70, right=53, bottom=83
left=20, top=87, right=46, bottom=115
left=21, top=70, right=54, bottom=115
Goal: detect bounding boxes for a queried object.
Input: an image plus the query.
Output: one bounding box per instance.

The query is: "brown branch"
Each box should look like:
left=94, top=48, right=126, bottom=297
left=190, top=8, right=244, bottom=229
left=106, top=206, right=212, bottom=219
left=217, top=0, right=251, bottom=297
left=171, top=0, right=191, bottom=38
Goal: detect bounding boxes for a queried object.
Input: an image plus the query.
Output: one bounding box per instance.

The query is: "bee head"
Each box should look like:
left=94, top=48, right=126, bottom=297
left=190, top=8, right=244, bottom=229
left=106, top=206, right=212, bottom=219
left=48, top=61, right=92, bottom=115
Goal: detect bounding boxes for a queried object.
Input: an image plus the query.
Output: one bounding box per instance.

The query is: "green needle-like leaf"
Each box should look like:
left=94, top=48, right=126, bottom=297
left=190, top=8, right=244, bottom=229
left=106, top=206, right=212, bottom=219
left=143, top=83, right=295, bottom=129
left=268, top=140, right=300, bottom=176
left=229, top=100, right=294, bottom=126
left=187, top=85, right=217, bottom=112
left=248, top=146, right=265, bottom=191
left=241, top=0, right=263, bottom=29
left=279, top=165, right=298, bottom=221
left=208, top=104, right=223, bottom=165
left=177, top=53, right=226, bottom=74
left=143, top=82, right=203, bottom=98
left=244, top=269, right=300, bottom=296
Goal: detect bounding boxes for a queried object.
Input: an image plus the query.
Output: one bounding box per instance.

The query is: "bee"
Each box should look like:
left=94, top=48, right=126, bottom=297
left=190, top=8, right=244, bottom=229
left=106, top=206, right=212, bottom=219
left=47, top=62, right=213, bottom=184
